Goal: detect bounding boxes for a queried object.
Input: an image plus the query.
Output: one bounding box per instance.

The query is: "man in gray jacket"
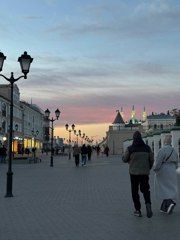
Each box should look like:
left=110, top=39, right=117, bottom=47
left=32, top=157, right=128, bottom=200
left=123, top=131, right=154, bottom=218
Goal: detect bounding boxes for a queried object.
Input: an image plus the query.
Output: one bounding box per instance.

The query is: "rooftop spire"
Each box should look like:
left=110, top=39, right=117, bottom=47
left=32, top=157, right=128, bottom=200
left=112, top=110, right=125, bottom=124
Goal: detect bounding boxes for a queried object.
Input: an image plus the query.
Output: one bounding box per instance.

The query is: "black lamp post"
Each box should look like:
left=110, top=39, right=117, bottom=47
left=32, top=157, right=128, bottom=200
left=82, top=133, right=85, bottom=144
left=0, top=51, right=33, bottom=197
left=74, top=130, right=79, bottom=145
left=45, top=108, right=60, bottom=167
left=65, top=124, right=75, bottom=160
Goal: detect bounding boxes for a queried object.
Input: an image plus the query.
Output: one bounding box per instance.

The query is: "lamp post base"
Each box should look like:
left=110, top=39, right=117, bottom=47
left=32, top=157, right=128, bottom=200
left=5, top=171, right=13, bottom=197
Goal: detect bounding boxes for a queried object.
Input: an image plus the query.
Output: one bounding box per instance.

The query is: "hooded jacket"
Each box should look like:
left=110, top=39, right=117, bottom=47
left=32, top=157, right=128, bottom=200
left=123, top=131, right=154, bottom=175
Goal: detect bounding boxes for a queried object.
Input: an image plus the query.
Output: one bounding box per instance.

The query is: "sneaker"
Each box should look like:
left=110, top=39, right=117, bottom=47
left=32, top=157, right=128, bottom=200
left=160, top=209, right=167, bottom=213
left=160, top=200, right=167, bottom=213
left=134, top=210, right=142, bottom=217
left=167, top=203, right=176, bottom=215
left=146, top=203, right=153, bottom=218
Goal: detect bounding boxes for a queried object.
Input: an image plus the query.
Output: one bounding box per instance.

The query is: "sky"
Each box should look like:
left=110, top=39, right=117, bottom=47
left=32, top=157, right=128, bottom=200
left=1, top=0, right=180, bottom=142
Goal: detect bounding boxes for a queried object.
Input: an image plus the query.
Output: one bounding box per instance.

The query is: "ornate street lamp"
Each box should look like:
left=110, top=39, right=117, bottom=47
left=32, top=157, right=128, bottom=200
left=0, top=52, right=6, bottom=72
left=81, top=133, right=85, bottom=145
left=73, top=130, right=79, bottom=145
left=65, top=124, right=75, bottom=160
left=0, top=51, right=33, bottom=197
left=45, top=108, right=60, bottom=167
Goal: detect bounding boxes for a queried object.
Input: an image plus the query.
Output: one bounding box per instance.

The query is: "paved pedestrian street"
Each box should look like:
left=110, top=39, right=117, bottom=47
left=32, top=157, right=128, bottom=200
left=0, top=153, right=180, bottom=240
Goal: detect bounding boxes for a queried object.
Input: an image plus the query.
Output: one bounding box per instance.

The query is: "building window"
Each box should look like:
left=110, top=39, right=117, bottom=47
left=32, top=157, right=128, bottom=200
left=2, top=103, right=6, bottom=117
left=2, top=120, right=6, bottom=133
left=44, top=127, right=49, bottom=141
left=159, top=139, right=161, bottom=149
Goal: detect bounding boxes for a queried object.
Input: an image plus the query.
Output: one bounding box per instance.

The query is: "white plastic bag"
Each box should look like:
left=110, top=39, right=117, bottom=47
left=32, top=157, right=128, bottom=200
left=176, top=167, right=180, bottom=174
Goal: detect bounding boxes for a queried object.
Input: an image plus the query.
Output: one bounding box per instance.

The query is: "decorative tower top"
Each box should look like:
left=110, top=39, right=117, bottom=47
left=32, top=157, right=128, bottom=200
left=142, top=106, right=147, bottom=122
left=131, top=105, right=135, bottom=119
left=120, top=107, right=124, bottom=119
left=112, top=110, right=125, bottom=130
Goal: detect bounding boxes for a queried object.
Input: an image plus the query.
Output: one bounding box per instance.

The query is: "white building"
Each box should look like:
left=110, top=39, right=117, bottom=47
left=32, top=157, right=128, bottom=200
left=142, top=112, right=176, bottom=132
left=106, top=108, right=177, bottom=155
left=0, top=94, right=10, bottom=144
left=0, top=84, right=47, bottom=154
left=20, top=101, right=45, bottom=151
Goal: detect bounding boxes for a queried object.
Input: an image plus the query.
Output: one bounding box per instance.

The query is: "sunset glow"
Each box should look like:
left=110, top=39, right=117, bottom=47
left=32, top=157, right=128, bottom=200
left=55, top=123, right=110, bottom=144
left=1, top=0, right=180, bottom=140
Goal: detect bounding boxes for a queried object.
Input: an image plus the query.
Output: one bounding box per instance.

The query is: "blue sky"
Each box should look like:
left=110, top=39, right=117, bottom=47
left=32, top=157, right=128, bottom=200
left=1, top=0, right=180, bottom=139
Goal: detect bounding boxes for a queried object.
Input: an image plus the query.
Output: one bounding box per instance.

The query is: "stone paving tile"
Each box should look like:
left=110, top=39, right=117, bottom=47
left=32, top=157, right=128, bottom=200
left=0, top=153, right=180, bottom=240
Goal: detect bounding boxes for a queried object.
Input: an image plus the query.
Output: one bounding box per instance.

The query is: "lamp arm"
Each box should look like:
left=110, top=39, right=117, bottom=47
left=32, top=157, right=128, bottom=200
left=47, top=118, right=57, bottom=130
left=0, top=73, right=25, bottom=83
left=0, top=74, right=11, bottom=81
left=13, top=75, right=25, bottom=82
left=50, top=118, right=56, bottom=123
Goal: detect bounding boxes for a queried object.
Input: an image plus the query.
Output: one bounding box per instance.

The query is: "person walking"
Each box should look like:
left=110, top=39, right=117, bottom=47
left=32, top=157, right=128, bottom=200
left=153, top=134, right=179, bottom=214
left=104, top=145, right=109, bottom=157
left=96, top=145, right=100, bottom=157
left=73, top=144, right=80, bottom=167
left=0, top=143, right=4, bottom=163
left=123, top=131, right=154, bottom=218
left=87, top=145, right=92, bottom=161
left=81, top=144, right=88, bottom=166
left=0, top=144, right=7, bottom=163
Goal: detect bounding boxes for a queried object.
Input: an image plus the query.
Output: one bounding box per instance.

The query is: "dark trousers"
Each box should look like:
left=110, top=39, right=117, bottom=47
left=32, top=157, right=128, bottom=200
left=130, top=174, right=151, bottom=211
left=74, top=155, right=79, bottom=166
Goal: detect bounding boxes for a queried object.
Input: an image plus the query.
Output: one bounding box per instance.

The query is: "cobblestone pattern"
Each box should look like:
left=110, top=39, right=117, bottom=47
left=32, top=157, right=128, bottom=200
left=0, top=153, right=179, bottom=240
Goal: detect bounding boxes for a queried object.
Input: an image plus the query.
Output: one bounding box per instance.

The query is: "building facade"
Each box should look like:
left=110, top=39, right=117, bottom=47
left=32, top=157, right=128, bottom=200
left=0, top=84, right=48, bottom=154
left=142, top=112, right=176, bottom=131
left=0, top=94, right=10, bottom=146
left=123, top=127, right=180, bottom=159
left=106, top=108, right=177, bottom=155
left=20, top=101, right=45, bottom=152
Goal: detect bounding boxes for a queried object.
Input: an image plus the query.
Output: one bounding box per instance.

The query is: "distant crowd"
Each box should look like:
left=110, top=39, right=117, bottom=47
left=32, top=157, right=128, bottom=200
left=72, top=144, right=110, bottom=167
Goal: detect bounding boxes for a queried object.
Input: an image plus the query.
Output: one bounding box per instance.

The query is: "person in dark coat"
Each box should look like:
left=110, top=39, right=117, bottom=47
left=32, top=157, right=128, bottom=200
left=73, top=144, right=81, bottom=167
left=96, top=145, right=100, bottom=156
left=104, top=145, right=109, bottom=157
left=0, top=144, right=3, bottom=163
left=81, top=144, right=88, bottom=166
left=87, top=145, right=92, bottom=160
left=0, top=144, right=7, bottom=163
left=123, top=131, right=154, bottom=218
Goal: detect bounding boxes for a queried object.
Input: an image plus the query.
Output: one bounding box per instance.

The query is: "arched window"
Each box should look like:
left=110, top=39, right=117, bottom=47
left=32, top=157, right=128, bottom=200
left=2, top=103, right=6, bottom=117
left=178, top=139, right=180, bottom=157
left=159, top=139, right=161, bottom=149
left=2, top=120, right=6, bottom=133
